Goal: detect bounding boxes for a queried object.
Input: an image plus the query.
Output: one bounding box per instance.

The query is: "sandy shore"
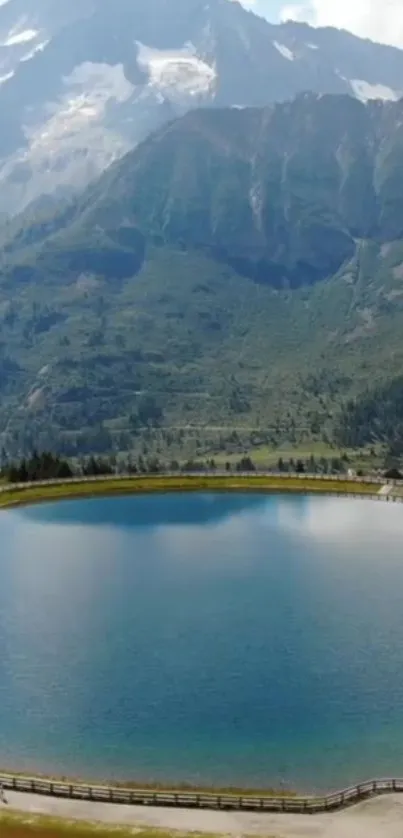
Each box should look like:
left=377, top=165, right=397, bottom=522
left=3, top=789, right=403, bottom=838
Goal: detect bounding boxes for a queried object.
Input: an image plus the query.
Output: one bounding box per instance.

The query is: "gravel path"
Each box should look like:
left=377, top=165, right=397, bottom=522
left=3, top=790, right=403, bottom=838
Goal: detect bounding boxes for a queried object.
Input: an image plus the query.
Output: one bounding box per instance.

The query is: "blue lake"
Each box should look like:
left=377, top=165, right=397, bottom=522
left=1, top=491, right=403, bottom=792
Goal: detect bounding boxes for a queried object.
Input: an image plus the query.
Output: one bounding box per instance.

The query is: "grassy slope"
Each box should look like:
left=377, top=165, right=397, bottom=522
left=213, top=441, right=385, bottom=470
left=0, top=474, right=383, bottom=510
left=2, top=238, right=403, bottom=455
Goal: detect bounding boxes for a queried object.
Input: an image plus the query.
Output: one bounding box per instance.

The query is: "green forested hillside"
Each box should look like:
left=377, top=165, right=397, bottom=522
left=336, top=377, right=403, bottom=450
left=1, top=239, right=403, bottom=458
left=2, top=94, right=403, bottom=458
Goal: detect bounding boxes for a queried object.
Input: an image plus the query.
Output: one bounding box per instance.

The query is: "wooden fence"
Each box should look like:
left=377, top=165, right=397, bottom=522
left=1, top=470, right=403, bottom=495
left=1, top=773, right=403, bottom=814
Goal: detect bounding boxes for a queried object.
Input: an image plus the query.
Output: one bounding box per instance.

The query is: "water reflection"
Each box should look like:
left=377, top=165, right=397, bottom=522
left=1, top=493, right=403, bottom=790
left=17, top=492, right=268, bottom=530
left=275, top=494, right=403, bottom=548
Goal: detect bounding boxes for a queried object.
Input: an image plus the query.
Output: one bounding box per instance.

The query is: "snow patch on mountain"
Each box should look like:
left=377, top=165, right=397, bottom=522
left=0, top=61, right=135, bottom=215
left=136, top=41, right=216, bottom=100
left=22, top=61, right=134, bottom=143
left=273, top=40, right=295, bottom=61
left=64, top=62, right=134, bottom=110
left=1, top=0, right=403, bottom=219
left=350, top=79, right=400, bottom=102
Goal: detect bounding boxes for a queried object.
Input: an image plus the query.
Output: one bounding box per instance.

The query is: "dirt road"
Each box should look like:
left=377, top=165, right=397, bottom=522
left=3, top=790, right=403, bottom=838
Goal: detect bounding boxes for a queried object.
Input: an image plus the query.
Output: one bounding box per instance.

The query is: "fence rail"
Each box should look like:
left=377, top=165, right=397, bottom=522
left=1, top=773, right=403, bottom=814
left=2, top=470, right=403, bottom=496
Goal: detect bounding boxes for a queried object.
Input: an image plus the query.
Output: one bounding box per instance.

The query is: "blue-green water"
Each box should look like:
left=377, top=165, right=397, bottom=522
left=1, top=492, right=403, bottom=792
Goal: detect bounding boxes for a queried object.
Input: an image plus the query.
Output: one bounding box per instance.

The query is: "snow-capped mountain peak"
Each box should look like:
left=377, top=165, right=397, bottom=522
left=0, top=0, right=402, bottom=216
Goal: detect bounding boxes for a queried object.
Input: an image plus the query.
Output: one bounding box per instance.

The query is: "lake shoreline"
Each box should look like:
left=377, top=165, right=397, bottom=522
left=0, top=473, right=394, bottom=511
left=1, top=771, right=403, bottom=817
left=0, top=768, right=293, bottom=797
left=1, top=478, right=403, bottom=804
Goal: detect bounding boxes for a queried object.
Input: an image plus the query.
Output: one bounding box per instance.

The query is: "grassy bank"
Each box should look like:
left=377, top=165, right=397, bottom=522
left=0, top=811, right=210, bottom=838
left=0, top=767, right=297, bottom=800
left=0, top=474, right=383, bottom=510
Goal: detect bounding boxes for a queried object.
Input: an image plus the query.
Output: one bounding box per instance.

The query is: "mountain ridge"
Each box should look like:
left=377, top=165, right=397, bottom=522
left=1, top=93, right=403, bottom=456
left=6, top=92, right=403, bottom=289
left=1, top=0, right=403, bottom=214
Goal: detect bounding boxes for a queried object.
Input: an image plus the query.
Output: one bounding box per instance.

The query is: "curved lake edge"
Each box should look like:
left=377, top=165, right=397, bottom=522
left=0, top=472, right=400, bottom=511
left=2, top=479, right=403, bottom=798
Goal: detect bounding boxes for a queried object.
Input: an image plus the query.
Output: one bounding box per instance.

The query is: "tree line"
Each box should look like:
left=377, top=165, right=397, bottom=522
left=4, top=451, right=73, bottom=483
left=1, top=450, right=374, bottom=485
left=335, top=376, right=403, bottom=451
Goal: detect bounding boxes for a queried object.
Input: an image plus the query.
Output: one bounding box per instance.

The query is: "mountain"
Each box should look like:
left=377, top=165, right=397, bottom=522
left=2, top=94, right=403, bottom=457
left=1, top=0, right=403, bottom=214
left=6, top=93, right=403, bottom=288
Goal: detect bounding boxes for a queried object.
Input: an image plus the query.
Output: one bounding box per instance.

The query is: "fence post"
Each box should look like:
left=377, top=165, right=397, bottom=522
left=2, top=770, right=403, bottom=814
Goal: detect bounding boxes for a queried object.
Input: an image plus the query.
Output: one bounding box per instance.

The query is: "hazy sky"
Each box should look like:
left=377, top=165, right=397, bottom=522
left=239, top=0, right=403, bottom=48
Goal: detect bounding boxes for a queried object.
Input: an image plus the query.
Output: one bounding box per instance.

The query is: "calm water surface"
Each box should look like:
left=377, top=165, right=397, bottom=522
left=1, top=492, right=403, bottom=792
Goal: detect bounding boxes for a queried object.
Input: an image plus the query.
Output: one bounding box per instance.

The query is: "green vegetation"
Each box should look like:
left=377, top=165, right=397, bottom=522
left=0, top=811, right=218, bottom=838
left=336, top=376, right=403, bottom=464
left=0, top=473, right=385, bottom=511
left=4, top=451, right=73, bottom=482
left=213, top=442, right=385, bottom=473
left=1, top=240, right=403, bottom=465
left=0, top=766, right=294, bottom=798
left=1, top=96, right=403, bottom=462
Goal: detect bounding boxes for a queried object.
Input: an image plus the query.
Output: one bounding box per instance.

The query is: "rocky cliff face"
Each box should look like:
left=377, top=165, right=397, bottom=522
left=9, top=93, right=402, bottom=290
left=0, top=0, right=403, bottom=215
left=3, top=92, right=403, bottom=453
